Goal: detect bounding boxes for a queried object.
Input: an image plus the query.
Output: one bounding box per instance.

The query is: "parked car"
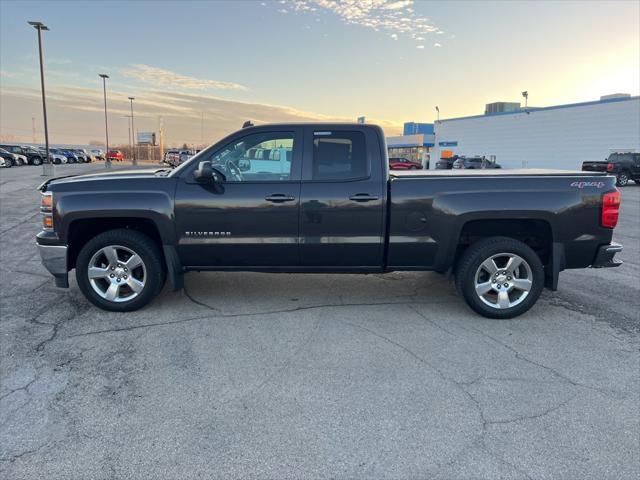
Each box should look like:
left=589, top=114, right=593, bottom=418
left=582, top=152, right=640, bottom=187
left=435, top=156, right=457, bottom=170
left=452, top=156, right=501, bottom=169
left=36, top=123, right=622, bottom=319
left=107, top=150, right=124, bottom=162
left=0, top=144, right=45, bottom=166
left=72, top=149, right=90, bottom=163
left=90, top=149, right=105, bottom=161
left=389, top=157, right=423, bottom=170
left=0, top=148, right=15, bottom=167
left=164, top=149, right=193, bottom=167
left=0, top=148, right=21, bottom=166
left=51, top=148, right=75, bottom=164
left=61, top=149, right=80, bottom=163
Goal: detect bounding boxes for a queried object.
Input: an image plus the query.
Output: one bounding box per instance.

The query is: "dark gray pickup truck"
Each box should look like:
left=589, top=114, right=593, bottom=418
left=37, top=123, right=623, bottom=318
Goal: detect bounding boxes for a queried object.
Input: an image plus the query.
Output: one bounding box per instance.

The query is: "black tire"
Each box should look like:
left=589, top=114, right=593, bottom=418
left=616, top=172, right=629, bottom=187
left=32, top=156, right=43, bottom=166
left=75, top=229, right=166, bottom=312
left=455, top=236, right=544, bottom=319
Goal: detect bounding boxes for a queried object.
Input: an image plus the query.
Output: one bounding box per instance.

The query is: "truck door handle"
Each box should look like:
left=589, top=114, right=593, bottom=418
left=349, top=193, right=379, bottom=202
left=265, top=194, right=295, bottom=203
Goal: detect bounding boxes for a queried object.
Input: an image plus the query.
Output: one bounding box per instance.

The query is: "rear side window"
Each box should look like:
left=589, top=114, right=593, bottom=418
left=312, top=131, right=367, bottom=180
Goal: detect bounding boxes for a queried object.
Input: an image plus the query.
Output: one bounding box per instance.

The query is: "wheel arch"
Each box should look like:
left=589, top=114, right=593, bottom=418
left=449, top=218, right=558, bottom=288
left=67, top=217, right=163, bottom=271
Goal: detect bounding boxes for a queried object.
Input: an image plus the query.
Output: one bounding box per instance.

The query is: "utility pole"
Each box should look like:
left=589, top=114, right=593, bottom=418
left=28, top=21, right=53, bottom=176
left=32, top=117, right=37, bottom=143
left=124, top=115, right=132, bottom=160
left=99, top=74, right=111, bottom=169
left=200, top=111, right=204, bottom=147
left=128, top=97, right=136, bottom=165
left=159, top=116, right=164, bottom=162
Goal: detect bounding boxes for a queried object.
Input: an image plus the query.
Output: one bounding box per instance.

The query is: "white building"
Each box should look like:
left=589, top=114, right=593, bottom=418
left=430, top=95, right=640, bottom=169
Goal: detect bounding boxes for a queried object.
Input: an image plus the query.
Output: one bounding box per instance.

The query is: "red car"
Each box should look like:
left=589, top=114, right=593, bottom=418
left=389, top=157, right=423, bottom=170
left=107, top=150, right=124, bottom=162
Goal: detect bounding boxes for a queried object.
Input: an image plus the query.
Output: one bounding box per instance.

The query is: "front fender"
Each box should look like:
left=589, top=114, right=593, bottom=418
left=54, top=190, right=176, bottom=245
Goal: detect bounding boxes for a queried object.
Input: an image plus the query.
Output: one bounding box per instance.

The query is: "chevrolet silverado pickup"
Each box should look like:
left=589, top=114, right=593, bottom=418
left=36, top=123, right=623, bottom=318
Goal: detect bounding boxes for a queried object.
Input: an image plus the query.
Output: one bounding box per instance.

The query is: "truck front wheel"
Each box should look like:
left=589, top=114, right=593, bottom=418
left=455, top=237, right=544, bottom=319
left=75, top=229, right=166, bottom=312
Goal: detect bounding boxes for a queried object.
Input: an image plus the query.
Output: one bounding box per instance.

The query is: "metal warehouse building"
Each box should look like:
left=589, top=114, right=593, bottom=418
left=430, top=94, right=640, bottom=170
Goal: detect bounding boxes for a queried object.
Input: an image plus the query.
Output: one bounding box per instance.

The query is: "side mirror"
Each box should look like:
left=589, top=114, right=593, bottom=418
left=194, top=161, right=214, bottom=183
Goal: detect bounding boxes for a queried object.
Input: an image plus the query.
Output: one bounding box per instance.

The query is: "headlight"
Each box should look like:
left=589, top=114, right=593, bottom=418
left=41, top=192, right=53, bottom=230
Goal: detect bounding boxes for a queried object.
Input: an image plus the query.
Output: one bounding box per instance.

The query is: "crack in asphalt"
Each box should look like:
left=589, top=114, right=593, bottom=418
left=66, top=299, right=458, bottom=338
left=336, top=317, right=595, bottom=480
left=0, top=377, right=37, bottom=402
left=0, top=212, right=40, bottom=237
left=461, top=324, right=623, bottom=397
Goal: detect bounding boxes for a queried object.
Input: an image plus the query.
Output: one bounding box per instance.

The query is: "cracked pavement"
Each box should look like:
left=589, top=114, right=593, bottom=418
left=1, top=163, right=639, bottom=479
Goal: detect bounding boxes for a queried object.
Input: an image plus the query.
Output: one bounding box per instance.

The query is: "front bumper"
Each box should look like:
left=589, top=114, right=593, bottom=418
left=36, top=243, right=69, bottom=287
left=591, top=242, right=623, bottom=268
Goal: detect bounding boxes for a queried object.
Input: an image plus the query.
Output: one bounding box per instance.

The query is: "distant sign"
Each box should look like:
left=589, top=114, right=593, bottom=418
left=137, top=132, right=156, bottom=145
left=357, top=116, right=366, bottom=124
left=438, top=141, right=458, bottom=147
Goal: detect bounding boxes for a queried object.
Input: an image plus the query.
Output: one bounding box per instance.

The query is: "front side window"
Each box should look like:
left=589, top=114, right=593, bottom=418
left=209, top=132, right=294, bottom=182
left=312, top=131, right=367, bottom=180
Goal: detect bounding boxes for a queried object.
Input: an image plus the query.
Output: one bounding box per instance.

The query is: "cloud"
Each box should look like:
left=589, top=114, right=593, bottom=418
left=47, top=57, right=72, bottom=65
left=416, top=45, right=424, bottom=49
left=0, top=83, right=401, bottom=146
left=290, top=0, right=443, bottom=43
left=433, top=42, right=442, bottom=47
left=121, top=64, right=247, bottom=91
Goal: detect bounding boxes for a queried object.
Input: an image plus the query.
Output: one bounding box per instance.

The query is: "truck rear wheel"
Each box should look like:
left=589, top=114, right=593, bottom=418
left=455, top=237, right=544, bottom=319
left=75, top=229, right=166, bottom=312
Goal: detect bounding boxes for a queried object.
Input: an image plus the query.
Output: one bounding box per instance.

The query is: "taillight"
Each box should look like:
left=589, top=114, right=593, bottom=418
left=606, top=163, right=614, bottom=172
left=601, top=190, right=620, bottom=228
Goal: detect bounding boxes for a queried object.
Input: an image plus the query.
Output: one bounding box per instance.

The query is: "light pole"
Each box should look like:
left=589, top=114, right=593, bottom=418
left=435, top=106, right=440, bottom=122
left=99, top=74, right=111, bottom=169
left=522, top=91, right=528, bottom=109
left=28, top=21, right=53, bottom=176
left=128, top=97, right=136, bottom=165
left=124, top=115, right=132, bottom=160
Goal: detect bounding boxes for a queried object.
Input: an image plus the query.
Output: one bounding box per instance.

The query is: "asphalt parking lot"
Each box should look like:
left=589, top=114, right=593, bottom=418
left=1, top=163, right=638, bottom=479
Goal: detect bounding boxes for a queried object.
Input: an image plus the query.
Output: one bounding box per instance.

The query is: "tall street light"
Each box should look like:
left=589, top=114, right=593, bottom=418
left=28, top=21, right=53, bottom=176
left=128, top=97, right=136, bottom=165
left=99, top=74, right=111, bottom=169
left=123, top=115, right=132, bottom=159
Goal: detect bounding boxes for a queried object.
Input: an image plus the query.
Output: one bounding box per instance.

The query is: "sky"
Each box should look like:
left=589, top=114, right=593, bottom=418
left=1, top=0, right=638, bottom=147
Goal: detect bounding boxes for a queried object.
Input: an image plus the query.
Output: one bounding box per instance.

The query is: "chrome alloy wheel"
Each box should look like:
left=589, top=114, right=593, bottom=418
left=474, top=253, right=533, bottom=309
left=87, top=245, right=146, bottom=303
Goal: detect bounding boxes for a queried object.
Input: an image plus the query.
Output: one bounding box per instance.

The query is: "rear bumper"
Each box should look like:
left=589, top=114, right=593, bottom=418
left=591, top=242, right=623, bottom=268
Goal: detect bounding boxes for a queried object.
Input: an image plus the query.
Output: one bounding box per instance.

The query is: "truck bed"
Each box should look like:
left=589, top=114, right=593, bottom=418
left=391, top=168, right=608, bottom=178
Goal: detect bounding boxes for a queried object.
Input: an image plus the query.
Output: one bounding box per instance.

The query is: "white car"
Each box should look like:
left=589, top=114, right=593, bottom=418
left=90, top=149, right=105, bottom=161
left=52, top=152, right=67, bottom=164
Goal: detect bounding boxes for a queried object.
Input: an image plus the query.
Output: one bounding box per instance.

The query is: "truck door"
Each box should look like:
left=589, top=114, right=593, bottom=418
left=299, top=127, right=385, bottom=269
left=174, top=129, right=303, bottom=267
